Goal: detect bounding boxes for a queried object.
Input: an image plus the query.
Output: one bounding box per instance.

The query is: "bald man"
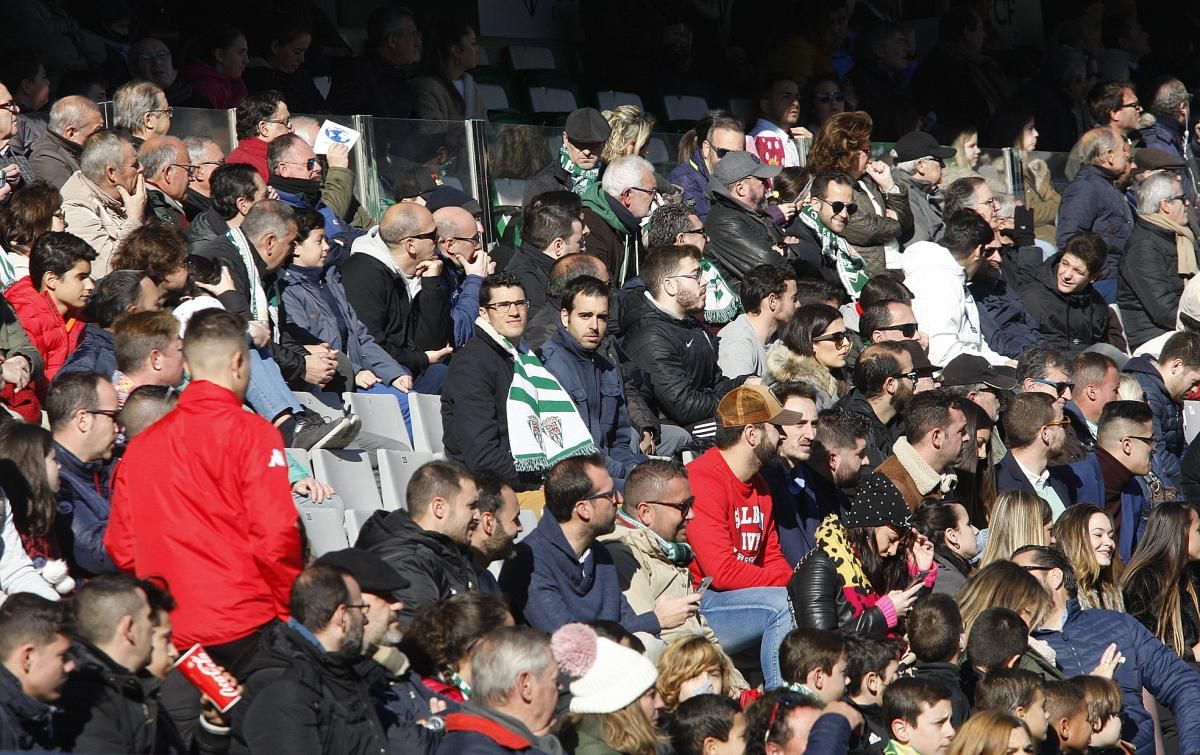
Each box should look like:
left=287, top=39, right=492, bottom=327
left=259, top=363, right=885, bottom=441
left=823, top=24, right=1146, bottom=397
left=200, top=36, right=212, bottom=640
left=342, top=203, right=456, bottom=390
left=29, top=95, right=104, bottom=189
left=435, top=205, right=495, bottom=349
left=138, top=136, right=191, bottom=229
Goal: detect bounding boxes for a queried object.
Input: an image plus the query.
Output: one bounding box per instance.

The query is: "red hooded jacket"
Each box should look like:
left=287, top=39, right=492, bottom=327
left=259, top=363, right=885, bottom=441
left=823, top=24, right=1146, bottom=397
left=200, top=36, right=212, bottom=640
left=4, top=276, right=83, bottom=398
left=105, top=380, right=302, bottom=647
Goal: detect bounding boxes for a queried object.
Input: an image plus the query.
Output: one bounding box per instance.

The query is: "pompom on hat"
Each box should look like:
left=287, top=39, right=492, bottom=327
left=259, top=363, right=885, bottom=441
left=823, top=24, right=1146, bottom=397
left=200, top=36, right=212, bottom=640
left=550, top=623, right=657, bottom=714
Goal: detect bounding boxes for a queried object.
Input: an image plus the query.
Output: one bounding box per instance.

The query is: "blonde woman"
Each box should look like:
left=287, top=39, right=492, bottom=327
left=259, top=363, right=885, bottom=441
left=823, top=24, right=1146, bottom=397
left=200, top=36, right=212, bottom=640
left=1053, top=504, right=1124, bottom=611
left=602, top=105, right=656, bottom=164
left=948, top=711, right=1035, bottom=755
left=940, top=124, right=984, bottom=187
left=655, top=635, right=736, bottom=712
left=957, top=560, right=1051, bottom=638
left=979, top=490, right=1053, bottom=567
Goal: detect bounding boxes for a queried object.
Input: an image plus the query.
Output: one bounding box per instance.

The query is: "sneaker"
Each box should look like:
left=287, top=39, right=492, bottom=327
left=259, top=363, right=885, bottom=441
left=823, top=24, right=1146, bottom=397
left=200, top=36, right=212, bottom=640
left=292, top=411, right=360, bottom=451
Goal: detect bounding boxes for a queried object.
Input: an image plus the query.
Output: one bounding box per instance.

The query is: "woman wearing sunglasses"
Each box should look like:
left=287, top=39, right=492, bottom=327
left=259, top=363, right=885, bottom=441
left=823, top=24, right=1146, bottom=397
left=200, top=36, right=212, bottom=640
left=765, top=303, right=849, bottom=410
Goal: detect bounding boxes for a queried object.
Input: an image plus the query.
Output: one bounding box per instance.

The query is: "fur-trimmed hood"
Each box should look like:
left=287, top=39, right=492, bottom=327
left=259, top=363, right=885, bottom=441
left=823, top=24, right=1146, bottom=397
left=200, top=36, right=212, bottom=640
left=765, top=345, right=841, bottom=408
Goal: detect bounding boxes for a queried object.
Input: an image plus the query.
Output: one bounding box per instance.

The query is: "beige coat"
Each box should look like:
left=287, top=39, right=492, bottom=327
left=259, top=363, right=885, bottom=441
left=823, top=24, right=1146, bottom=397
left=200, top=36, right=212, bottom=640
left=60, top=171, right=139, bottom=277
left=765, top=345, right=842, bottom=409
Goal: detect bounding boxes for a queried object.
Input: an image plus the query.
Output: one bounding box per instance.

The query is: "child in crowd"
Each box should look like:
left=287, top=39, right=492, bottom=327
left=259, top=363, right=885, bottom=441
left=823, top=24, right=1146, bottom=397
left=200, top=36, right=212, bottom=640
left=778, top=627, right=849, bottom=705
left=973, top=668, right=1048, bottom=744
left=882, top=677, right=956, bottom=755
left=669, top=694, right=746, bottom=755
left=1042, top=680, right=1093, bottom=755
left=656, top=634, right=736, bottom=711
left=1070, top=675, right=1127, bottom=754
left=907, top=594, right=971, bottom=727
left=845, top=635, right=904, bottom=755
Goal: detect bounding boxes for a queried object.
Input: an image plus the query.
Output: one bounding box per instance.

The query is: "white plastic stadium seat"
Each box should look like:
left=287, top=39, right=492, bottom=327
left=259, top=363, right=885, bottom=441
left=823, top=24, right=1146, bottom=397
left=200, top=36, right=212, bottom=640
left=286, top=448, right=312, bottom=475
left=408, top=393, right=446, bottom=456
left=343, top=508, right=376, bottom=544
left=297, top=507, right=350, bottom=556
left=291, top=391, right=343, bottom=420
left=311, top=450, right=382, bottom=511
left=663, top=95, right=708, bottom=123
left=508, top=45, right=556, bottom=71
left=1186, top=401, right=1200, bottom=444
left=596, top=91, right=644, bottom=111
left=479, top=84, right=510, bottom=112
left=377, top=450, right=435, bottom=511
left=646, top=137, right=670, bottom=165
left=344, top=392, right=412, bottom=449
left=528, top=87, right=577, bottom=115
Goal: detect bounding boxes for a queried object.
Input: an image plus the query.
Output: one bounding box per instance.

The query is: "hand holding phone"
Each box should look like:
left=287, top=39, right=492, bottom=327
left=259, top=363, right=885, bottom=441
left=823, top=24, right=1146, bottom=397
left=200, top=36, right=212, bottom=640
left=696, top=576, right=714, bottom=596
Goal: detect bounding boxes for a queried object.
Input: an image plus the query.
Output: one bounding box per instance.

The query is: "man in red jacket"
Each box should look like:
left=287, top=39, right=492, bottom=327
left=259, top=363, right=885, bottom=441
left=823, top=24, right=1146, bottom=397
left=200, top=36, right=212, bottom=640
left=686, top=384, right=801, bottom=690
left=105, top=308, right=302, bottom=678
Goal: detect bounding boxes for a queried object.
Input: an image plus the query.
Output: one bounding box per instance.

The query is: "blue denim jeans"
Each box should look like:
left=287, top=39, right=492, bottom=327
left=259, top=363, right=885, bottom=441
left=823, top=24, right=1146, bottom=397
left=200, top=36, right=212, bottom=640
left=245, top=346, right=301, bottom=421
left=699, top=586, right=795, bottom=690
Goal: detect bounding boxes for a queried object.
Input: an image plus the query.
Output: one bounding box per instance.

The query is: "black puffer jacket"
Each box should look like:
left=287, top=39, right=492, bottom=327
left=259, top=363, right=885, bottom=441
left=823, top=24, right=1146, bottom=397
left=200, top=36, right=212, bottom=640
left=1020, top=254, right=1121, bottom=356
left=621, top=294, right=746, bottom=432
left=787, top=546, right=892, bottom=635
left=56, top=641, right=167, bottom=753
left=355, top=508, right=477, bottom=622
left=704, top=182, right=787, bottom=287
left=0, top=664, right=55, bottom=751
left=236, top=620, right=388, bottom=755
left=1118, top=218, right=1185, bottom=349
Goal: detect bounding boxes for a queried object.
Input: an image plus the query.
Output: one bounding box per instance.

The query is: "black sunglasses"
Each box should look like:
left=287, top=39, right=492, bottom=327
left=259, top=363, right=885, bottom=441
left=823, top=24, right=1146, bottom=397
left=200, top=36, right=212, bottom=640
left=644, top=497, right=695, bottom=517
left=1125, top=435, right=1157, bottom=447
left=877, top=323, right=918, bottom=338
left=402, top=229, right=439, bottom=242
left=892, top=370, right=919, bottom=382
left=1029, top=377, right=1074, bottom=397
left=817, top=196, right=858, bottom=216
left=813, top=331, right=850, bottom=345
left=815, top=91, right=846, bottom=104
left=713, top=146, right=739, bottom=158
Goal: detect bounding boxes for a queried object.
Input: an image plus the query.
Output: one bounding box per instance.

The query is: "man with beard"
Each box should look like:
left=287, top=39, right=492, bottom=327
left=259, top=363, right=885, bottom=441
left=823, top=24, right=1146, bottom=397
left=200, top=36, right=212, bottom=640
left=704, top=151, right=789, bottom=287
left=995, top=392, right=1073, bottom=520
left=750, top=74, right=807, bottom=168
left=686, top=385, right=802, bottom=690
left=501, top=455, right=698, bottom=636
left=793, top=171, right=871, bottom=299
left=468, top=473, right=523, bottom=594
left=876, top=390, right=968, bottom=511
left=238, top=565, right=389, bottom=755
left=836, top=342, right=914, bottom=467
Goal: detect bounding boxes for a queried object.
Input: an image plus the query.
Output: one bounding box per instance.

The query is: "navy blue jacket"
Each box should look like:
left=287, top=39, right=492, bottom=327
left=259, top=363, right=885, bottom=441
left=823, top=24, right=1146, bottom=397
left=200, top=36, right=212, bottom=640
left=0, top=664, right=55, bottom=751
left=1056, top=164, right=1135, bottom=276
left=969, top=274, right=1047, bottom=359
left=1124, top=355, right=1184, bottom=485
left=1141, top=119, right=1195, bottom=199
left=1064, top=452, right=1150, bottom=562
left=272, top=184, right=351, bottom=241
left=58, top=326, right=115, bottom=378
left=437, top=257, right=484, bottom=349
left=53, top=442, right=116, bottom=578
left=498, top=511, right=660, bottom=636
left=993, top=452, right=1074, bottom=504
left=667, top=150, right=712, bottom=218
left=764, top=462, right=845, bottom=566
left=1035, top=602, right=1200, bottom=754
left=537, top=325, right=646, bottom=484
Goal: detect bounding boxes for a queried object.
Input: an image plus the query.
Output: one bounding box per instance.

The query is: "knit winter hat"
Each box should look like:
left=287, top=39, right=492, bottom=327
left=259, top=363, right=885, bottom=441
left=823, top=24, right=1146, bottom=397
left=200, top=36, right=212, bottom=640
left=551, top=623, right=657, bottom=714
left=844, top=473, right=913, bottom=529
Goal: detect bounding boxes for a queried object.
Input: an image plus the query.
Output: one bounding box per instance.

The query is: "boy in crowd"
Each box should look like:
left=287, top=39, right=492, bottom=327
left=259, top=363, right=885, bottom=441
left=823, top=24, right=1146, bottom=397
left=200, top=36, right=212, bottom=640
left=974, top=668, right=1049, bottom=744
left=906, top=594, right=971, bottom=727
left=1071, top=675, right=1125, bottom=753
left=882, top=677, right=956, bottom=755
left=1042, top=680, right=1092, bottom=755
left=778, top=627, right=850, bottom=706
left=845, top=635, right=903, bottom=755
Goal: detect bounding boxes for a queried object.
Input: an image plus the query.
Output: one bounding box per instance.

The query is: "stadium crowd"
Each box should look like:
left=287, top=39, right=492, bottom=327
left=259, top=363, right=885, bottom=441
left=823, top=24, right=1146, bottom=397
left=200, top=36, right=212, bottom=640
left=4, top=1, right=1200, bottom=754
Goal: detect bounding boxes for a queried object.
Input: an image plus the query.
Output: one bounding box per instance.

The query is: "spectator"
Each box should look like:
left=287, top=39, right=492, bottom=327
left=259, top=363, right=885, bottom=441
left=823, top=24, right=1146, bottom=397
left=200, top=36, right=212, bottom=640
left=582, top=155, right=655, bottom=282
left=790, top=170, right=871, bottom=299
left=411, top=21, right=486, bottom=121
left=0, top=180, right=63, bottom=286
left=27, top=96, right=103, bottom=190
left=654, top=634, right=741, bottom=711
left=112, top=80, right=171, bottom=149
left=914, top=499, right=979, bottom=596
left=668, top=110, right=745, bottom=218
left=434, top=627, right=562, bottom=754
left=61, top=270, right=156, bottom=380
left=1141, top=77, right=1194, bottom=197
left=1123, top=331, right=1200, bottom=484
left=343, top=202, right=454, bottom=389
left=859, top=298, right=924, bottom=347
left=538, top=276, right=646, bottom=483
left=876, top=390, right=967, bottom=511
left=59, top=131, right=147, bottom=276
left=432, top=204, right=490, bottom=349
left=500, top=454, right=694, bottom=636
left=940, top=126, right=984, bottom=188
left=994, top=393, right=1072, bottom=520
left=119, top=384, right=177, bottom=440
left=0, top=422, right=74, bottom=591
left=837, top=342, right=914, bottom=466
left=1056, top=128, right=1135, bottom=300
left=1071, top=674, right=1124, bottom=752
left=239, top=564, right=388, bottom=754
left=750, top=73, right=806, bottom=167
left=977, top=491, right=1053, bottom=567
left=881, top=677, right=957, bottom=755
left=327, top=5, right=422, bottom=119
left=404, top=592, right=512, bottom=703
left=1017, top=347, right=1074, bottom=410
left=55, top=575, right=161, bottom=752
left=0, top=83, right=30, bottom=199
left=892, top=131, right=956, bottom=246
left=126, top=37, right=212, bottom=110
left=940, top=354, right=1013, bottom=429
left=907, top=594, right=971, bottom=727
left=669, top=694, right=745, bottom=755
left=356, top=460, right=478, bottom=622
left=623, top=244, right=748, bottom=440
left=904, top=210, right=1009, bottom=367
left=986, top=109, right=1061, bottom=244
left=910, top=6, right=1011, bottom=127
left=954, top=400, right=996, bottom=526
left=778, top=627, right=848, bottom=705
left=1013, top=545, right=1200, bottom=755
left=1062, top=351, right=1120, bottom=462
left=138, top=136, right=191, bottom=230
left=766, top=303, right=849, bottom=408
left=1118, top=171, right=1193, bottom=350
left=111, top=310, right=186, bottom=400
left=1054, top=504, right=1123, bottom=612
left=467, top=473, right=522, bottom=593
left=106, top=310, right=303, bottom=675
left=743, top=688, right=855, bottom=755
left=973, top=668, right=1048, bottom=745
left=704, top=151, right=788, bottom=287
left=226, top=90, right=292, bottom=180
left=181, top=136, right=224, bottom=221
left=842, top=635, right=902, bottom=753
left=1065, top=81, right=1142, bottom=181
left=1022, top=232, right=1126, bottom=355
left=802, top=73, right=851, bottom=135
left=770, top=405, right=869, bottom=564
left=527, top=108, right=610, bottom=208
left=112, top=221, right=190, bottom=303
left=0, top=594, right=71, bottom=750
left=180, top=26, right=249, bottom=110
left=280, top=207, right=413, bottom=401
left=1120, top=501, right=1200, bottom=661
left=243, top=18, right=326, bottom=115
left=506, top=201, right=584, bottom=318
left=948, top=712, right=1034, bottom=755
left=267, top=133, right=351, bottom=240
left=717, top=263, right=796, bottom=379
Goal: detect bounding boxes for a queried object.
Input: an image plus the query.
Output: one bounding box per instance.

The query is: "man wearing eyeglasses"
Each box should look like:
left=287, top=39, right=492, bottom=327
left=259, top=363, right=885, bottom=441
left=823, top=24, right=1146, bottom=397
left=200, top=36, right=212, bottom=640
left=893, top=132, right=956, bottom=247
left=1119, top=172, right=1193, bottom=351
left=112, top=80, right=171, bottom=150
left=705, top=151, right=789, bottom=287
left=1123, top=331, right=1200, bottom=487
left=1141, top=78, right=1197, bottom=202
left=995, top=393, right=1073, bottom=520
left=137, top=136, right=190, bottom=230
left=227, top=91, right=293, bottom=180
left=1065, top=82, right=1142, bottom=182
left=59, top=131, right=147, bottom=277
left=793, top=171, right=869, bottom=299
left=267, top=133, right=351, bottom=240
left=181, top=136, right=224, bottom=221
left=28, top=95, right=103, bottom=191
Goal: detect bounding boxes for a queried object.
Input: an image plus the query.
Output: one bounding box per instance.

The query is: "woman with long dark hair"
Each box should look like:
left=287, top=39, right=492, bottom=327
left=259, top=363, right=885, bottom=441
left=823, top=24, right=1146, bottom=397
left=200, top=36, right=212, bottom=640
left=411, top=20, right=487, bottom=121
left=1054, top=504, right=1123, bottom=611
left=766, top=302, right=849, bottom=408
left=953, top=398, right=996, bottom=529
left=0, top=422, right=67, bottom=598
left=1121, top=501, right=1200, bottom=663
left=914, top=497, right=979, bottom=596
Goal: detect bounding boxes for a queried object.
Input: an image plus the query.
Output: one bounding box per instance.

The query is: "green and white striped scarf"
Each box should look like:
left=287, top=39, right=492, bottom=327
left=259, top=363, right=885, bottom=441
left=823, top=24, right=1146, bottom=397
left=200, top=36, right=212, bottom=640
left=701, top=257, right=741, bottom=324
left=476, top=316, right=598, bottom=472
left=797, top=205, right=871, bottom=299
left=560, top=144, right=600, bottom=196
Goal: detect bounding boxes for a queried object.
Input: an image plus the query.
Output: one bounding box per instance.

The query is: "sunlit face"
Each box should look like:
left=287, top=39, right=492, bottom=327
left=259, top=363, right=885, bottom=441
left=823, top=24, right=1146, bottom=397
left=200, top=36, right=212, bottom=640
left=145, top=613, right=179, bottom=680
left=832, top=437, right=868, bottom=487
left=1061, top=707, right=1093, bottom=753
left=667, top=258, right=706, bottom=315
left=1087, top=512, right=1116, bottom=567
left=215, top=34, right=250, bottom=79
left=816, top=180, right=854, bottom=234
left=874, top=525, right=902, bottom=558
left=445, top=477, right=481, bottom=545
left=703, top=127, right=745, bottom=172
left=272, top=33, right=311, bottom=73
left=776, top=395, right=818, bottom=464
left=679, top=665, right=725, bottom=702
left=563, top=134, right=604, bottom=170
left=259, top=222, right=299, bottom=272
left=937, top=407, right=969, bottom=470
left=293, top=228, right=329, bottom=268
left=1114, top=87, right=1141, bottom=131
left=972, top=183, right=997, bottom=224
left=1019, top=688, right=1049, bottom=743
left=777, top=706, right=823, bottom=754
left=905, top=700, right=956, bottom=755
left=157, top=337, right=185, bottom=388
left=481, top=285, right=528, bottom=341
left=259, top=102, right=293, bottom=142
left=1056, top=253, right=1092, bottom=294
left=48, top=260, right=95, bottom=313
left=812, top=319, right=850, bottom=369
left=948, top=503, right=979, bottom=560
left=582, top=464, right=620, bottom=536
left=561, top=292, right=608, bottom=351
left=1091, top=710, right=1122, bottom=749
left=23, top=633, right=74, bottom=702
left=764, top=80, right=801, bottom=127
left=362, top=591, right=404, bottom=648
left=1007, top=724, right=1035, bottom=755
left=710, top=712, right=747, bottom=755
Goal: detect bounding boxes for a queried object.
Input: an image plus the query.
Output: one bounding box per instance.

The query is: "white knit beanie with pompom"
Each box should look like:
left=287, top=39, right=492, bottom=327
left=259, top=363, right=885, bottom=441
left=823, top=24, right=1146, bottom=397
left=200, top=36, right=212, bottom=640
left=550, top=623, right=657, bottom=714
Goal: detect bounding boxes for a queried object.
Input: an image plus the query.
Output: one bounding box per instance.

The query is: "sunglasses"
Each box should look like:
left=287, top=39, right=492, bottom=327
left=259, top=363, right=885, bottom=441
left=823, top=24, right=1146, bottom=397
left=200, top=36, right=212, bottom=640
left=1125, top=435, right=1157, bottom=447
left=816, top=91, right=846, bottom=104
left=282, top=158, right=320, bottom=171
left=813, top=331, right=850, bottom=345
left=712, top=146, right=739, bottom=158
left=892, top=370, right=919, bottom=382
left=1028, top=377, right=1074, bottom=397
left=877, top=322, right=918, bottom=338
left=1041, top=418, right=1072, bottom=429
left=817, top=196, right=858, bottom=216
left=645, top=497, right=695, bottom=517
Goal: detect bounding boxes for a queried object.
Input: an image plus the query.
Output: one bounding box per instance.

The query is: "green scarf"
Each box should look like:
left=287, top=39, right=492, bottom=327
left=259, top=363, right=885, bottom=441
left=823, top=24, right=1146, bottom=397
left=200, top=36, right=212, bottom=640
left=475, top=316, right=597, bottom=472
left=615, top=509, right=694, bottom=565
left=560, top=144, right=600, bottom=196
left=797, top=205, right=870, bottom=298
left=701, top=257, right=742, bottom=324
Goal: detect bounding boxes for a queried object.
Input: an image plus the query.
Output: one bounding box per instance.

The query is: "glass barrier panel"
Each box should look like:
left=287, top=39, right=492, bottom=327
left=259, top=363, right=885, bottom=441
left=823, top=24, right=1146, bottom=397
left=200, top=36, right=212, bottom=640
left=170, top=107, right=236, bottom=154
left=368, top=117, right=474, bottom=219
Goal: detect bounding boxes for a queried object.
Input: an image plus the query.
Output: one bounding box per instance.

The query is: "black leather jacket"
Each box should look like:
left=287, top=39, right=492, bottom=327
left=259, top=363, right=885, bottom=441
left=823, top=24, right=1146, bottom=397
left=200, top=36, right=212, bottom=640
left=787, top=546, right=891, bottom=635
left=703, top=185, right=787, bottom=287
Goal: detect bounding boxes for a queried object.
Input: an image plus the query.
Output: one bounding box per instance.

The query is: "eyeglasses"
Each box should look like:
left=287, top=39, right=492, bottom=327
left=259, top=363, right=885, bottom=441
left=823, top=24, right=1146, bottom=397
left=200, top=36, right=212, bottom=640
left=712, top=147, right=738, bottom=158
left=892, top=370, right=919, bottom=382
left=282, top=158, right=320, bottom=171
left=583, top=488, right=619, bottom=505
left=876, top=322, right=918, bottom=338
left=170, top=163, right=196, bottom=177
left=1041, top=418, right=1072, bottom=429
left=976, top=196, right=1000, bottom=209
left=1117, top=100, right=1142, bottom=110
left=145, top=107, right=174, bottom=118
left=264, top=117, right=293, bottom=129
left=0, top=101, right=20, bottom=114
left=815, top=91, right=846, bottom=104
left=446, top=233, right=483, bottom=247
left=402, top=229, right=438, bottom=242
left=668, top=269, right=703, bottom=282
left=626, top=186, right=657, bottom=198
left=197, top=159, right=225, bottom=168
left=344, top=603, right=369, bottom=615
left=1125, top=435, right=1157, bottom=447
left=644, top=497, right=695, bottom=517
left=1166, top=194, right=1189, bottom=204
left=680, top=228, right=708, bottom=242
left=813, top=331, right=850, bottom=345
left=816, top=196, right=858, bottom=216
left=86, top=408, right=121, bottom=418
left=1029, top=377, right=1074, bottom=396
left=483, top=299, right=530, bottom=313
left=1019, top=564, right=1054, bottom=573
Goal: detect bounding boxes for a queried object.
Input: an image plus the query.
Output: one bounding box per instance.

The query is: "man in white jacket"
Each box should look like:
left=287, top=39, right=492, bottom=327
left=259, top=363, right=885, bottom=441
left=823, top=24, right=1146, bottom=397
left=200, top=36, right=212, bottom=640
left=902, top=209, right=1013, bottom=368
